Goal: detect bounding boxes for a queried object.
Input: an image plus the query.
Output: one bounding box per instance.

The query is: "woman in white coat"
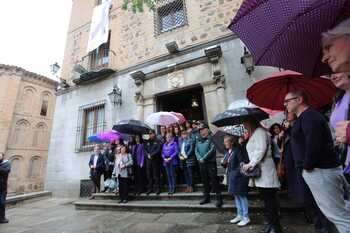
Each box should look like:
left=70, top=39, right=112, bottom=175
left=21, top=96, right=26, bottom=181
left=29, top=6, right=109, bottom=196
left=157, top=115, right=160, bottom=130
left=242, top=117, right=282, bottom=233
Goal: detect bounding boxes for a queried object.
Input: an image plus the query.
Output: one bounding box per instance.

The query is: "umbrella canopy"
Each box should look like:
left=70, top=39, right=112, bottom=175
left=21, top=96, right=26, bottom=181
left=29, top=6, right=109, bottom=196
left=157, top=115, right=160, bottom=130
left=229, top=0, right=350, bottom=76
left=247, top=70, right=336, bottom=111
left=170, top=112, right=186, bottom=124
left=146, top=112, right=180, bottom=126
left=97, top=130, right=121, bottom=142
left=112, top=119, right=152, bottom=135
left=87, top=135, right=106, bottom=143
left=227, top=99, right=281, bottom=116
left=222, top=125, right=246, bottom=137
left=212, top=130, right=231, bottom=154
left=212, top=107, right=269, bottom=127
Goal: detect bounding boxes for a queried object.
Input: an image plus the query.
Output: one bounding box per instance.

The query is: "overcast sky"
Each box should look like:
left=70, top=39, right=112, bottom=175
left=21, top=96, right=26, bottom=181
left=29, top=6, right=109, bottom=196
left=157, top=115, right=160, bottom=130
left=0, top=1, right=72, bottom=80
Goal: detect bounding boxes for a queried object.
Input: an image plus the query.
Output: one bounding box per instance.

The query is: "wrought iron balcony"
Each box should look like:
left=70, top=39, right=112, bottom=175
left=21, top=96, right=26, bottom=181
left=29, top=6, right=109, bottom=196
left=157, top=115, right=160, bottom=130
left=73, top=49, right=116, bottom=85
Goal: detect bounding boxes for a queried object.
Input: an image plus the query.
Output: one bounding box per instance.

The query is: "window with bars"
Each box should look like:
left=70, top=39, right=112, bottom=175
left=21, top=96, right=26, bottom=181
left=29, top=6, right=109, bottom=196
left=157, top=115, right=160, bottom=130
left=88, top=32, right=111, bottom=71
left=76, top=101, right=106, bottom=152
left=154, top=0, right=188, bottom=35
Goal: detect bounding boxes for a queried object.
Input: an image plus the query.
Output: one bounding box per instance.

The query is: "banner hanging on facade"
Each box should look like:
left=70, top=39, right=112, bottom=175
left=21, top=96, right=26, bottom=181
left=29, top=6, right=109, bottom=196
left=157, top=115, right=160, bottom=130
left=86, top=0, right=112, bottom=53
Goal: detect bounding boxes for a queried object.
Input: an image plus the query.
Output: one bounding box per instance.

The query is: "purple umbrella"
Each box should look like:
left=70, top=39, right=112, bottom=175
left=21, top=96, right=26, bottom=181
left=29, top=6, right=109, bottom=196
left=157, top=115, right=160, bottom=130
left=229, top=0, right=350, bottom=76
left=97, top=130, right=121, bottom=142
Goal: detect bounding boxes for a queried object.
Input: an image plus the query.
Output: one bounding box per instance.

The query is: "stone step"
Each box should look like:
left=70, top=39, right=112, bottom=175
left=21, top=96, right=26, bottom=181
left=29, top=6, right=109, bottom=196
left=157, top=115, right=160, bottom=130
left=74, top=198, right=302, bottom=213
left=159, top=183, right=227, bottom=192
left=93, top=191, right=289, bottom=201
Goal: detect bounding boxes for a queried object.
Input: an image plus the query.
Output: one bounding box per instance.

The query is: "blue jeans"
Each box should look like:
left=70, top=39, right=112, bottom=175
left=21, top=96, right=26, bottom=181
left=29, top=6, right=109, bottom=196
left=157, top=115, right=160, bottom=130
left=165, top=163, right=175, bottom=192
left=234, top=195, right=249, bottom=218
left=183, top=166, right=193, bottom=188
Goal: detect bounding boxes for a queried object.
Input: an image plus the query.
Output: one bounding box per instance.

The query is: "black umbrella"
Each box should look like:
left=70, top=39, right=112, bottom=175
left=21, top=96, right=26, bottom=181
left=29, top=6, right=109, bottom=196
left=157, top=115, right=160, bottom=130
left=211, top=107, right=268, bottom=127
left=112, top=119, right=152, bottom=135
left=212, top=130, right=231, bottom=154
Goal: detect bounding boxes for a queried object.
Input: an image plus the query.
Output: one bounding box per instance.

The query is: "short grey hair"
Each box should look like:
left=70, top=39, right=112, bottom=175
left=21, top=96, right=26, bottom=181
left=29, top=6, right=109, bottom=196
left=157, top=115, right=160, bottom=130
left=322, top=18, right=350, bottom=46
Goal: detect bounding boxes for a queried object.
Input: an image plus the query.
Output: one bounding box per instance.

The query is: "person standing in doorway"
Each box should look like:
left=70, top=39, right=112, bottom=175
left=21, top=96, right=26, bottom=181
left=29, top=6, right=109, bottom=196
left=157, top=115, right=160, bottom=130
left=89, top=145, right=105, bottom=199
left=195, top=124, right=223, bottom=207
left=0, top=152, right=10, bottom=224
left=285, top=90, right=350, bottom=233
left=145, top=130, right=163, bottom=195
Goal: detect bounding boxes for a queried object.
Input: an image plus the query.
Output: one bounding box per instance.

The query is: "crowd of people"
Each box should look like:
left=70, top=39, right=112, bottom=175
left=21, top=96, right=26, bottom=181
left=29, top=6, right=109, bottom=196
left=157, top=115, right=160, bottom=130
left=88, top=121, right=224, bottom=207
left=88, top=18, right=350, bottom=233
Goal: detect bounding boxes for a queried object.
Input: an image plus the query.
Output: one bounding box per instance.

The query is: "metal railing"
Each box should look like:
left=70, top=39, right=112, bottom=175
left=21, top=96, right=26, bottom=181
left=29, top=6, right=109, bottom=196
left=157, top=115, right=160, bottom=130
left=78, top=48, right=116, bottom=72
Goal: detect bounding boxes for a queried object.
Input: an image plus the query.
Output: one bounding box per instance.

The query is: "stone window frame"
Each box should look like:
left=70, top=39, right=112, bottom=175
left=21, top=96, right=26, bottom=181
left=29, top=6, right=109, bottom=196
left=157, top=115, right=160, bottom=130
left=39, top=91, right=51, bottom=117
left=8, top=155, right=23, bottom=179
left=154, top=0, right=188, bottom=36
left=75, top=100, right=106, bottom=152
left=12, top=119, right=31, bottom=146
left=28, top=156, right=42, bottom=178
left=32, top=122, right=48, bottom=148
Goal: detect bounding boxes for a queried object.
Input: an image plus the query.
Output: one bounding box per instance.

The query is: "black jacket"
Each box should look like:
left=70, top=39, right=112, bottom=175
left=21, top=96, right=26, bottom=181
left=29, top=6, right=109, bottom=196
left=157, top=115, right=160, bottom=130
left=88, top=154, right=105, bottom=174
left=0, top=160, right=11, bottom=193
left=291, top=108, right=340, bottom=170
left=144, top=138, right=162, bottom=161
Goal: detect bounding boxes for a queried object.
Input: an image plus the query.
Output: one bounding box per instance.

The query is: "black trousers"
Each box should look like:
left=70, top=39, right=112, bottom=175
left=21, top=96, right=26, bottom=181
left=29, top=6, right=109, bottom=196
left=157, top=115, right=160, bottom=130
left=344, top=173, right=350, bottom=184
left=134, top=166, right=146, bottom=194
left=118, top=176, right=130, bottom=201
left=199, top=162, right=221, bottom=198
left=0, top=192, right=5, bottom=220
left=103, top=166, right=114, bottom=180
left=259, top=188, right=280, bottom=226
left=146, top=158, right=161, bottom=191
left=90, top=171, right=102, bottom=193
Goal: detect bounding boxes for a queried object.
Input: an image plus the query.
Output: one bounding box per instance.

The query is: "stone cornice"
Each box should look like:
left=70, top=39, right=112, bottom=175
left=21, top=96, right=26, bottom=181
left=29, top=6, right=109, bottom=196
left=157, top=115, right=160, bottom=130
left=0, top=64, right=59, bottom=88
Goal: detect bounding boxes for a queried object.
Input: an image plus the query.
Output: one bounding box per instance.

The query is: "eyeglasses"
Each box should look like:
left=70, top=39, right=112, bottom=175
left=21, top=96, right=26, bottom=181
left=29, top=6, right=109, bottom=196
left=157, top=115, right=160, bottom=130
left=283, top=97, right=298, bottom=105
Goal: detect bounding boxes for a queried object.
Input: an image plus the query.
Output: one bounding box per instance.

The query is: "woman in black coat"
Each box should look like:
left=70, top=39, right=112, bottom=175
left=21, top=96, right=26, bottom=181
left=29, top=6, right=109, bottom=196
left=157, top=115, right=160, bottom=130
left=222, top=136, right=250, bottom=226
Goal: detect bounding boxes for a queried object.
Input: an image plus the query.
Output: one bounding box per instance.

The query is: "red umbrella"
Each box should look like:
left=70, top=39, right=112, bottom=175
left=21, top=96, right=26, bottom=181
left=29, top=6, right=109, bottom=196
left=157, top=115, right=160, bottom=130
left=247, top=70, right=336, bottom=111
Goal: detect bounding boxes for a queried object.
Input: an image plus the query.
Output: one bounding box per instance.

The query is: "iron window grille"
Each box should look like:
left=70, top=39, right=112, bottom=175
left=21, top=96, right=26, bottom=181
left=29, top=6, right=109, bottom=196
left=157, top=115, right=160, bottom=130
left=154, top=0, right=188, bottom=35
left=75, top=101, right=106, bottom=152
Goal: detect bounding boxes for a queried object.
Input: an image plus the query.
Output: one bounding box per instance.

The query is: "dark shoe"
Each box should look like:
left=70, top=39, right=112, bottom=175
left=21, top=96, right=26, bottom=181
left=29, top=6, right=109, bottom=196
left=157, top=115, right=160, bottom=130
left=215, top=195, right=223, bottom=208
left=260, top=225, right=271, bottom=233
left=146, top=190, right=153, bottom=195
left=269, top=224, right=283, bottom=233
left=155, top=189, right=161, bottom=195
left=199, top=198, right=210, bottom=205
left=118, top=199, right=123, bottom=203
left=0, top=218, right=9, bottom=224
left=122, top=200, right=128, bottom=204
left=136, top=192, right=141, bottom=196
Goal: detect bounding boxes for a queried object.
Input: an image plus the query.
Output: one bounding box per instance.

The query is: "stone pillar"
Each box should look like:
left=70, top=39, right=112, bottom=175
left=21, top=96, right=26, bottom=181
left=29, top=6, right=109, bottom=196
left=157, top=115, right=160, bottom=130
left=215, top=75, right=227, bottom=113
left=130, top=71, right=146, bottom=121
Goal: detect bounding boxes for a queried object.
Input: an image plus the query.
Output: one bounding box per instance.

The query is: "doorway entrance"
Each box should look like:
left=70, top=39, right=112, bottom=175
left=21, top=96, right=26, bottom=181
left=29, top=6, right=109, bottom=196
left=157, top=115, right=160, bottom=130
left=156, top=85, right=207, bottom=123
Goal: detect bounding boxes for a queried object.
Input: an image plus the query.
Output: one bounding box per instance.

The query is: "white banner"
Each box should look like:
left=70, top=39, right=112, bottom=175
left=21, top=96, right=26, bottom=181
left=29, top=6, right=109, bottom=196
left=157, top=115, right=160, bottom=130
left=86, top=0, right=112, bottom=53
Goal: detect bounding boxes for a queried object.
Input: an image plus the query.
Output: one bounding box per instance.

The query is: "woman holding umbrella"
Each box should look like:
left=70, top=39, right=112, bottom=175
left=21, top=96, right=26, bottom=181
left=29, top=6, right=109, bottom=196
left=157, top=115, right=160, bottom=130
left=241, top=117, right=282, bottom=233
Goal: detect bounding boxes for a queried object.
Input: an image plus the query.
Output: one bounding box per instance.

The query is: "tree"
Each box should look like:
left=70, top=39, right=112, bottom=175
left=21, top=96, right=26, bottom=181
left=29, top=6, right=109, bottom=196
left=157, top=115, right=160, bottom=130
left=122, top=0, right=155, bottom=13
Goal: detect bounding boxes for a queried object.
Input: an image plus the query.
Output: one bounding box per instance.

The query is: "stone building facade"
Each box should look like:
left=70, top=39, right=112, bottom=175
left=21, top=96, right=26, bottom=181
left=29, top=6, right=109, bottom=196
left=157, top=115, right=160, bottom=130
left=45, top=0, right=277, bottom=197
left=0, top=64, right=57, bottom=195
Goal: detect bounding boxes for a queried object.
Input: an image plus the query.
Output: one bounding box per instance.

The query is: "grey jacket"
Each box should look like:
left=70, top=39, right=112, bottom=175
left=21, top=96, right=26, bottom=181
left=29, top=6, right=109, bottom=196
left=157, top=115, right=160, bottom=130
left=113, top=153, right=133, bottom=178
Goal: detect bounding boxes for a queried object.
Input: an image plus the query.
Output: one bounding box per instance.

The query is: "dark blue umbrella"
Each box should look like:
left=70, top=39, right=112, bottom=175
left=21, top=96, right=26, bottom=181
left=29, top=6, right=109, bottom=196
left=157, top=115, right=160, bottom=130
left=229, top=0, right=350, bottom=76
left=211, top=107, right=268, bottom=127
left=87, top=135, right=106, bottom=143
left=112, top=119, right=152, bottom=135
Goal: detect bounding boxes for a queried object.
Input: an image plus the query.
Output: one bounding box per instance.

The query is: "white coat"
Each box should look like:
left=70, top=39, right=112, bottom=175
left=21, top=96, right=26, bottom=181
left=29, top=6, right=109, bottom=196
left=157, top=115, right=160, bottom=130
left=246, top=127, right=280, bottom=188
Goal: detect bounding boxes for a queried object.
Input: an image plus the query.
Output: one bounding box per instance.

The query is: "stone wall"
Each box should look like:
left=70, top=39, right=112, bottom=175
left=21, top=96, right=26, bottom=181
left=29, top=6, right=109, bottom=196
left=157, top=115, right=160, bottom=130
left=0, top=65, right=57, bottom=195
left=61, top=0, right=243, bottom=82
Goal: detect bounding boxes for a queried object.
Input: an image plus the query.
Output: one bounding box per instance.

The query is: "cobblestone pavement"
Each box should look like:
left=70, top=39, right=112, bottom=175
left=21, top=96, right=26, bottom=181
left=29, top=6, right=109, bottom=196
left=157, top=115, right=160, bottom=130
left=0, top=198, right=314, bottom=233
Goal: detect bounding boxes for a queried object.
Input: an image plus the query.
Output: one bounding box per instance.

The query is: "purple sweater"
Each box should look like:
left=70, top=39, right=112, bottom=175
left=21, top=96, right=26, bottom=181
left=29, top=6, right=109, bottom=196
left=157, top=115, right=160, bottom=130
left=330, top=91, right=350, bottom=173
left=162, top=140, right=178, bottom=166
left=132, top=144, right=145, bottom=167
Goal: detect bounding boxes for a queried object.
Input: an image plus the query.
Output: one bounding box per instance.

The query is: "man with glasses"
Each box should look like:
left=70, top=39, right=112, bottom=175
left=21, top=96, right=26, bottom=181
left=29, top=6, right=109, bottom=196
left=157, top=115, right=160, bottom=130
left=284, top=91, right=350, bottom=233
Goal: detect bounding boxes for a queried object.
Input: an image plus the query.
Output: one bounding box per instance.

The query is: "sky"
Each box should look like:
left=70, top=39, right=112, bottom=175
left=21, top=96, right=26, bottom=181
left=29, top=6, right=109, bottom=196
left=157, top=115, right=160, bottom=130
left=0, top=1, right=73, bottom=80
